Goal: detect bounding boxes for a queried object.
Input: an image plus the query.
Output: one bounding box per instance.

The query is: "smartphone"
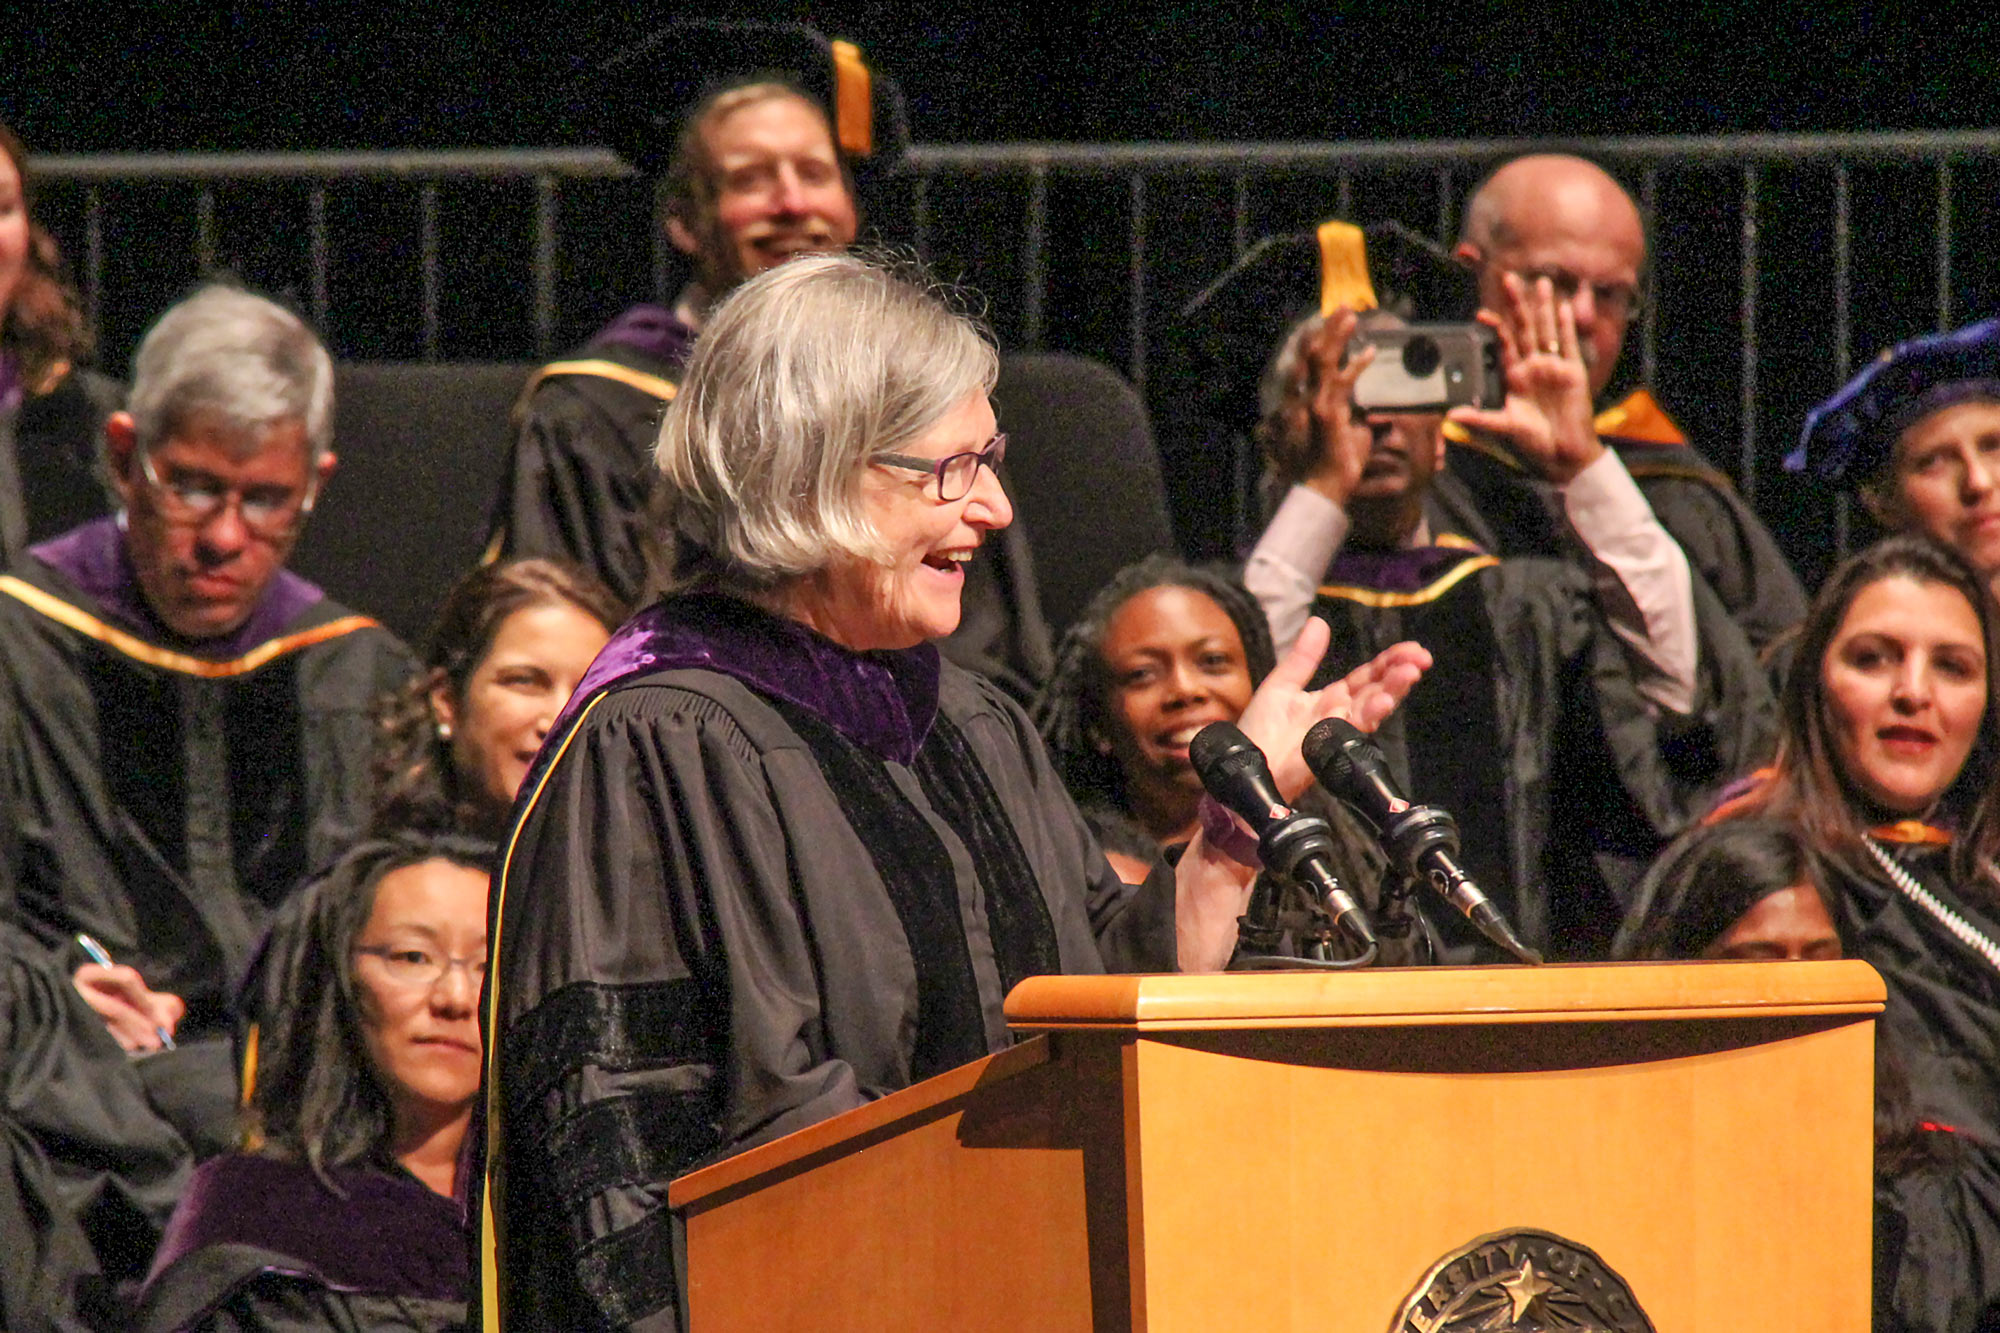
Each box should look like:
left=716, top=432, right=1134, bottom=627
left=1350, top=323, right=1503, bottom=413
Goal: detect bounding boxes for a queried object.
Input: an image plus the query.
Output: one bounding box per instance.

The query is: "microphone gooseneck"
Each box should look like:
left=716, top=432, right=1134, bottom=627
left=1302, top=718, right=1542, bottom=966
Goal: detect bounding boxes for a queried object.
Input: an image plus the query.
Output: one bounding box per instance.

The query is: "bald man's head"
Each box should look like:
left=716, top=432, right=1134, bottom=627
left=1456, top=155, right=1646, bottom=400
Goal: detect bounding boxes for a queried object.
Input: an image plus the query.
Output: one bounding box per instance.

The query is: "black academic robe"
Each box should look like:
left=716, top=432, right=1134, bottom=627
left=1308, top=527, right=1776, bottom=960
left=478, top=594, right=1174, bottom=1331
left=139, top=1155, right=468, bottom=1333
left=1833, top=839, right=2000, bottom=1153
left=0, top=367, right=120, bottom=567
left=1441, top=391, right=1809, bottom=655
left=0, top=920, right=191, bottom=1333
left=487, top=332, right=686, bottom=608
left=1877, top=1133, right=2000, bottom=1333
left=0, top=547, right=414, bottom=1039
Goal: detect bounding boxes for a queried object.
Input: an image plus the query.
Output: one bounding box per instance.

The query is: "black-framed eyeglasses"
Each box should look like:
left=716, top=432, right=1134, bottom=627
left=875, top=433, right=1008, bottom=502
left=1514, top=266, right=1646, bottom=322
left=138, top=448, right=319, bottom=541
left=353, top=943, right=488, bottom=990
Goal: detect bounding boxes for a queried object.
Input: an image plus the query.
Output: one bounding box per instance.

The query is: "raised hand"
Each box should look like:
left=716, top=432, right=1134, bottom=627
left=1234, top=615, right=1430, bottom=799
left=1284, top=308, right=1379, bottom=505
left=1447, top=272, right=1604, bottom=485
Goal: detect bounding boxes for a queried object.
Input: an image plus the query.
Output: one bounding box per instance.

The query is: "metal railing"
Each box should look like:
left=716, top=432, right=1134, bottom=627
left=34, top=130, right=2000, bottom=576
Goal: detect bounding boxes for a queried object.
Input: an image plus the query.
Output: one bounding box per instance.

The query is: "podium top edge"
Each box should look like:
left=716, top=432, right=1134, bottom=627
left=1002, top=960, right=1885, bottom=1029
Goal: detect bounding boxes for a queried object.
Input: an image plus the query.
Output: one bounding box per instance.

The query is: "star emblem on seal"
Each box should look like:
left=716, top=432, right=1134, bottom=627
left=1392, top=1228, right=1654, bottom=1332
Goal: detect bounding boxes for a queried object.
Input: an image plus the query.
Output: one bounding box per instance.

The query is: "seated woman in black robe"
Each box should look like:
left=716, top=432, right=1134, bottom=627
left=477, top=252, right=1433, bottom=1331
left=371, top=557, right=622, bottom=841
left=138, top=833, right=493, bottom=1333
left=1617, top=816, right=2000, bottom=1333
left=1670, top=534, right=2000, bottom=1152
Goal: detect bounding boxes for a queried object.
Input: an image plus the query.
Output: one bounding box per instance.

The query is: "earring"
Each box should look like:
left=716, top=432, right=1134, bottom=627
left=436, top=720, right=453, bottom=741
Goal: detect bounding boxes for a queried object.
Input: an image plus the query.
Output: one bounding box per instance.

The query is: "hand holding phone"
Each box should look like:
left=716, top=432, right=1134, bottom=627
left=1350, top=323, right=1505, bottom=414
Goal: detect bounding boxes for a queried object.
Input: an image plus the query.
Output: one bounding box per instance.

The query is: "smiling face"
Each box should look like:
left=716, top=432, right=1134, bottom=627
left=432, top=600, right=611, bottom=817
left=1097, top=585, right=1256, bottom=809
left=0, top=147, right=28, bottom=326
left=1704, top=885, right=1843, bottom=962
left=799, top=392, right=1010, bottom=651
left=672, top=91, right=859, bottom=293
left=1821, top=575, right=1988, bottom=816
left=1874, top=399, right=2000, bottom=581
left=108, top=410, right=331, bottom=640
left=352, top=859, right=489, bottom=1128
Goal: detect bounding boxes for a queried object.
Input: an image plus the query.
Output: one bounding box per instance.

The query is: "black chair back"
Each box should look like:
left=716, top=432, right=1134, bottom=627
left=290, top=362, right=532, bottom=646
left=993, top=353, right=1172, bottom=636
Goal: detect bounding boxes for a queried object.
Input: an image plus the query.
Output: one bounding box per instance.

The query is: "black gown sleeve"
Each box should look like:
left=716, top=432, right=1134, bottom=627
left=1, top=922, right=191, bottom=1328
left=1627, top=471, right=1808, bottom=656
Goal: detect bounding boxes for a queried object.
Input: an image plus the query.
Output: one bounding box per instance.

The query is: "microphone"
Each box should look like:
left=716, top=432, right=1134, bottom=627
left=1188, top=721, right=1377, bottom=953
left=1302, top=718, right=1542, bottom=965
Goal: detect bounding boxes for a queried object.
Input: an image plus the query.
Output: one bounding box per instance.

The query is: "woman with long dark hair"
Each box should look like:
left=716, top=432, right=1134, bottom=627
left=139, top=832, right=495, bottom=1332
left=1618, top=813, right=2000, bottom=1333
left=1032, top=555, right=1277, bottom=867
left=1659, top=534, right=2000, bottom=1146
left=372, top=557, right=622, bottom=840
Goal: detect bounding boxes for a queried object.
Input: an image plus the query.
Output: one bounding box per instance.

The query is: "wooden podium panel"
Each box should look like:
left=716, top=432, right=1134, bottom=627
left=670, top=962, right=1882, bottom=1332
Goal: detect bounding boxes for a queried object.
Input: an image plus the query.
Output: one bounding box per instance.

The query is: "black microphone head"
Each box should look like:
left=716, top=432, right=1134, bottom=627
left=1188, top=720, right=1255, bottom=784
left=1302, top=717, right=1377, bottom=789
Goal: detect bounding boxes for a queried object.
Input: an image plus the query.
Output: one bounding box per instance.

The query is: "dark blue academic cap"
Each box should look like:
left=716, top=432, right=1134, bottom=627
left=587, top=20, right=909, bottom=179
left=1789, top=316, right=2000, bottom=486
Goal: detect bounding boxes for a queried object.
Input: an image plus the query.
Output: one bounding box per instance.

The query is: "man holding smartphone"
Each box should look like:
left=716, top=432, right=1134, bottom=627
left=1235, top=228, right=1774, bottom=959
left=1448, top=154, right=1807, bottom=653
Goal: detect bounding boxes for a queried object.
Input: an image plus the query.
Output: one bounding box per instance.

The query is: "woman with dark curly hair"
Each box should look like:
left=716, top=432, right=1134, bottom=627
left=1032, top=555, right=1278, bottom=868
left=373, top=558, right=622, bottom=840
left=138, top=831, right=495, bottom=1333
left=0, top=121, right=119, bottom=562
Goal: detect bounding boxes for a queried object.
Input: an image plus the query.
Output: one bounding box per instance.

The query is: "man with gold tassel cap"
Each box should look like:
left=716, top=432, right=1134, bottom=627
left=1449, top=154, right=1808, bottom=653
left=485, top=21, right=898, bottom=605
left=1197, top=222, right=1773, bottom=959
left=485, top=20, right=1055, bottom=701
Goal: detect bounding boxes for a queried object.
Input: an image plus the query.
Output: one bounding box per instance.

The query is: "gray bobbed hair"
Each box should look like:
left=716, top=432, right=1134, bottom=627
left=654, top=252, right=999, bottom=593
left=127, top=284, right=335, bottom=464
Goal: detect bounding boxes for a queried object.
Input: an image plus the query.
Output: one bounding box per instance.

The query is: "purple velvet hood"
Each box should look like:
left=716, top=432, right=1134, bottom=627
left=558, top=592, right=941, bottom=765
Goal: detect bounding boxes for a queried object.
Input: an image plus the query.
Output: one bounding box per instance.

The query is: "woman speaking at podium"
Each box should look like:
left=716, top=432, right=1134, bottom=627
left=476, top=253, right=1428, bottom=1330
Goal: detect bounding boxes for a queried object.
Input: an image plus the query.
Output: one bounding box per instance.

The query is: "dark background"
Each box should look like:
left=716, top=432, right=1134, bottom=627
left=6, top=5, right=1999, bottom=583
left=6, top=4, right=1996, bottom=151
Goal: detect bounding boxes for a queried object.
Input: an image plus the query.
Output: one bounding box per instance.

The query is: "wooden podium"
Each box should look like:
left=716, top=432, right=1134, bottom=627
left=669, top=962, right=1882, bottom=1331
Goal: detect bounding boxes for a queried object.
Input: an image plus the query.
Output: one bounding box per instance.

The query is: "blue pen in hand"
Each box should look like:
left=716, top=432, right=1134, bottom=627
left=74, top=933, right=177, bottom=1051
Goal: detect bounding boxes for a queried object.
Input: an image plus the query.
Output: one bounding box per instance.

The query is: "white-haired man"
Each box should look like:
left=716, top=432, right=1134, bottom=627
left=0, top=285, right=412, bottom=1151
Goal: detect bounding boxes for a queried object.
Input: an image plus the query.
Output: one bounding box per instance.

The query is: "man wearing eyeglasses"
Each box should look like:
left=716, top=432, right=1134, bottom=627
left=1445, top=153, right=1807, bottom=653
left=0, top=284, right=412, bottom=1154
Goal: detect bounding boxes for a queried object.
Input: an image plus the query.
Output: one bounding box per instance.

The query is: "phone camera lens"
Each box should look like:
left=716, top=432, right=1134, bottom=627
left=1402, top=335, right=1442, bottom=378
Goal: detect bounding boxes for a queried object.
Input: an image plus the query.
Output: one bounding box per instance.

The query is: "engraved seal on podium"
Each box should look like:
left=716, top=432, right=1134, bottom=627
left=1391, top=1228, right=1654, bottom=1332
